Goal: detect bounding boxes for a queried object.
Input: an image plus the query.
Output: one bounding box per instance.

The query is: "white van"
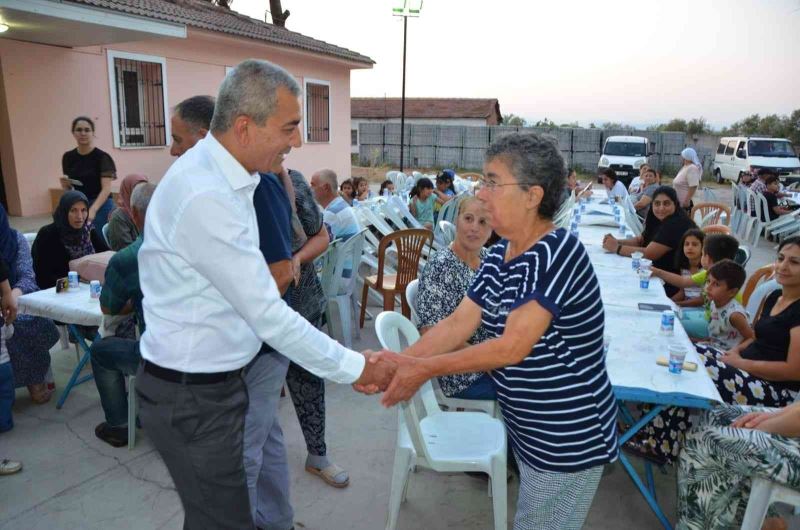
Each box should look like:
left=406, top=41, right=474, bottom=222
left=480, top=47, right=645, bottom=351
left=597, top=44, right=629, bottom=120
left=597, top=136, right=651, bottom=187
left=712, top=136, right=800, bottom=184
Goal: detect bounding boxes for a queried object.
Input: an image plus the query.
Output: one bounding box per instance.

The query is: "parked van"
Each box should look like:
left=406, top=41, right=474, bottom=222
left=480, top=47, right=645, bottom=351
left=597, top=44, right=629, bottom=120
left=712, top=136, right=800, bottom=184
left=597, top=136, right=651, bottom=187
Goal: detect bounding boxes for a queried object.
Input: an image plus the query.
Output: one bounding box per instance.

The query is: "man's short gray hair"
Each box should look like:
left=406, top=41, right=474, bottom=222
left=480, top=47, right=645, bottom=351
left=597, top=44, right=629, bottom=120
left=316, top=169, right=338, bottom=191
left=485, top=133, right=566, bottom=219
left=210, top=59, right=301, bottom=133
left=130, top=182, right=156, bottom=216
left=174, top=95, right=215, bottom=132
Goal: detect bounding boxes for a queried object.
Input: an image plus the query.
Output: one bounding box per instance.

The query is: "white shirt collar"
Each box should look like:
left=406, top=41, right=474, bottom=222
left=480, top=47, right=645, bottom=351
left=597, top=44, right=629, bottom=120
left=204, top=133, right=259, bottom=191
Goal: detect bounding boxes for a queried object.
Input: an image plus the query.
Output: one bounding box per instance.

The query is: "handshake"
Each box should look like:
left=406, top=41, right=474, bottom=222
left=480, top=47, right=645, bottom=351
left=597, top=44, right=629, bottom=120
left=351, top=350, right=430, bottom=407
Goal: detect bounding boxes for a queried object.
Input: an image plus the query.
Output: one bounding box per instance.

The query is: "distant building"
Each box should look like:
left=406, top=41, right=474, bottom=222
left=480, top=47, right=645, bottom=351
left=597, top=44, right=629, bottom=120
left=350, top=97, right=501, bottom=153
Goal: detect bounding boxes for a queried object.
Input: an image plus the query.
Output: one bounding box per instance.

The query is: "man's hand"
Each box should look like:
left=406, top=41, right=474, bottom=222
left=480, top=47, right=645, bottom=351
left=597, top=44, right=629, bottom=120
left=291, top=255, right=302, bottom=286
left=352, top=350, right=397, bottom=395
left=365, top=350, right=433, bottom=408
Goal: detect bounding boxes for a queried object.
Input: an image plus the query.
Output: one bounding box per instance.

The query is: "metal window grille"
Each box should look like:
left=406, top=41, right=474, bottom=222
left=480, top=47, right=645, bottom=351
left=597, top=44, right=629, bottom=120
left=351, top=129, right=358, bottom=146
left=306, top=83, right=329, bottom=142
left=113, top=58, right=166, bottom=147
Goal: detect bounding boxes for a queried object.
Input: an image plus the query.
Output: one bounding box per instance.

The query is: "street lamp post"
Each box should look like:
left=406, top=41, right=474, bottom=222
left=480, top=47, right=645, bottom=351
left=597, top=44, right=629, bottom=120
left=392, top=1, right=421, bottom=172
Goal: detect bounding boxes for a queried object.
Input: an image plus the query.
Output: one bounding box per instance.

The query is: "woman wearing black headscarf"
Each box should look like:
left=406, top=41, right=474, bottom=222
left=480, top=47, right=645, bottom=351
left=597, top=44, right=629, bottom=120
left=31, top=191, right=109, bottom=290
left=602, top=186, right=696, bottom=297
left=0, top=205, right=59, bottom=403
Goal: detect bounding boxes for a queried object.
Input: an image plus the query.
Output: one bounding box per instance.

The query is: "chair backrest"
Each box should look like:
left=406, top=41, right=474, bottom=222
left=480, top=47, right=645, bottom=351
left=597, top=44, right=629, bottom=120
left=388, top=196, right=423, bottom=229
left=702, top=187, right=719, bottom=203
left=701, top=224, right=731, bottom=235
left=690, top=202, right=731, bottom=227
left=742, top=264, right=775, bottom=307
left=386, top=170, right=400, bottom=185
left=405, top=279, right=420, bottom=326
left=733, top=246, right=751, bottom=267
left=437, top=194, right=461, bottom=225
left=319, top=229, right=367, bottom=299
left=746, top=278, right=779, bottom=323
left=437, top=220, right=457, bottom=246
left=375, top=228, right=433, bottom=294
left=101, top=223, right=111, bottom=247
left=755, top=193, right=771, bottom=223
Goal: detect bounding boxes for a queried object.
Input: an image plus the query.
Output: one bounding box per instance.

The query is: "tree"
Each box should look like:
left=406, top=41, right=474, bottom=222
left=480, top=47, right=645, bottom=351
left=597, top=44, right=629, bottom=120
left=502, top=113, right=527, bottom=127
left=269, top=0, right=290, bottom=27
left=533, top=117, right=557, bottom=128
left=601, top=122, right=635, bottom=131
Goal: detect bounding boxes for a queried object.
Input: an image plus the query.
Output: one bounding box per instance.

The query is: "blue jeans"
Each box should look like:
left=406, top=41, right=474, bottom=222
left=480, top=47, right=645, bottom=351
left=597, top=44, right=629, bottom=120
left=92, top=197, right=115, bottom=236
left=451, top=373, right=497, bottom=400
left=0, top=362, right=14, bottom=433
left=90, top=337, right=140, bottom=427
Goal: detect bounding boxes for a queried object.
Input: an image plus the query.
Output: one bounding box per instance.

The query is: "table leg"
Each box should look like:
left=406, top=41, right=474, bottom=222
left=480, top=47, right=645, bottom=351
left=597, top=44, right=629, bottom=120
left=616, top=401, right=672, bottom=530
left=56, top=326, right=97, bottom=409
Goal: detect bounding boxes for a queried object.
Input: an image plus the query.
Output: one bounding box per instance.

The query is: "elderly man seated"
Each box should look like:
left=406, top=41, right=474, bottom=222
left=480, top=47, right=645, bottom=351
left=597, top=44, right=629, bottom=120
left=90, top=182, right=155, bottom=447
left=310, top=169, right=361, bottom=241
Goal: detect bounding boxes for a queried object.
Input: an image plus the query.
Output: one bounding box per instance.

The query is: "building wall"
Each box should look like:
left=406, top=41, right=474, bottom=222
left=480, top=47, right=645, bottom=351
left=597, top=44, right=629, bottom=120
left=350, top=117, right=487, bottom=154
left=0, top=28, right=360, bottom=215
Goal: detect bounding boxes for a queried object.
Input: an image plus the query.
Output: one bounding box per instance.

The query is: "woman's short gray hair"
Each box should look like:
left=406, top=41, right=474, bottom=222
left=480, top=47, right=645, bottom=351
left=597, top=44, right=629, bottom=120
left=485, top=133, right=567, bottom=219
left=210, top=59, right=301, bottom=133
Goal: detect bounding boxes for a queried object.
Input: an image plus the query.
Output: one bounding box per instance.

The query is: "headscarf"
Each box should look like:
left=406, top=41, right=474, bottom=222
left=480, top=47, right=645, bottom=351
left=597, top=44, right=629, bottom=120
left=118, top=174, right=148, bottom=219
left=642, top=186, right=694, bottom=245
left=54, top=190, right=95, bottom=260
left=0, top=204, right=19, bottom=285
left=680, top=147, right=702, bottom=170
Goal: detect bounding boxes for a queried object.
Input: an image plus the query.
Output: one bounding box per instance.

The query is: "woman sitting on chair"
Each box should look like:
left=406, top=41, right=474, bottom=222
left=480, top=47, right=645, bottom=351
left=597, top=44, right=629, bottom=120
left=416, top=196, right=494, bottom=400
left=105, top=174, right=148, bottom=251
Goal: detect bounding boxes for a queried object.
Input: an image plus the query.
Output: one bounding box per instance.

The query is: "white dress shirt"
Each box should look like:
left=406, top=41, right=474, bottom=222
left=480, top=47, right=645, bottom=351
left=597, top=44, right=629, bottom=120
left=138, top=134, right=365, bottom=382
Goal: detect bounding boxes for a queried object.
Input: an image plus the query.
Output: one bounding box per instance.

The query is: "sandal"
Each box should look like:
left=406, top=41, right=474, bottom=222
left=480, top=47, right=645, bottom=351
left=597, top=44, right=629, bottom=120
left=27, top=384, right=52, bottom=404
left=0, top=459, right=22, bottom=475
left=305, top=463, right=350, bottom=488
left=622, top=438, right=668, bottom=467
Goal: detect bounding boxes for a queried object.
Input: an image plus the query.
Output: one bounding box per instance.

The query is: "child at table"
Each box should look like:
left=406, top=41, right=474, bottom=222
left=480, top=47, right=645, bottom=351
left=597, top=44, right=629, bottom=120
left=650, top=234, right=740, bottom=339
left=699, top=260, right=753, bottom=350
left=671, top=229, right=705, bottom=303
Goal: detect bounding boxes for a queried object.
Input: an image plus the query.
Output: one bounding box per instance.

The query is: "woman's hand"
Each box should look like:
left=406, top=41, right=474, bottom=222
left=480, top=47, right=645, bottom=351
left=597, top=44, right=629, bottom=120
left=367, top=351, right=433, bottom=407
left=602, top=234, right=619, bottom=253
left=291, top=255, right=301, bottom=286
left=720, top=348, right=744, bottom=369
left=731, top=410, right=778, bottom=430
left=3, top=289, right=20, bottom=324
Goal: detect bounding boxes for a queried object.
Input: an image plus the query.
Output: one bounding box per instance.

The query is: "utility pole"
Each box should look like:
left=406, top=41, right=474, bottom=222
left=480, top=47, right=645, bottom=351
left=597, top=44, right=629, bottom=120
left=392, top=1, right=421, bottom=172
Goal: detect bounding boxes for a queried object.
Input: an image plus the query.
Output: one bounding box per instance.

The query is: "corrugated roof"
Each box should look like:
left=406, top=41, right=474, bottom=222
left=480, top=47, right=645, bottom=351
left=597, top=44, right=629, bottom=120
left=65, top=0, right=374, bottom=65
left=352, top=98, right=501, bottom=121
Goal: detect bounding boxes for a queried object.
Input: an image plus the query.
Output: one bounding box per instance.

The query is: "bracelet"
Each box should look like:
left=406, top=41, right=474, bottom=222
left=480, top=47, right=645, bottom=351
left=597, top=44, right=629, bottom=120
left=616, top=244, right=622, bottom=255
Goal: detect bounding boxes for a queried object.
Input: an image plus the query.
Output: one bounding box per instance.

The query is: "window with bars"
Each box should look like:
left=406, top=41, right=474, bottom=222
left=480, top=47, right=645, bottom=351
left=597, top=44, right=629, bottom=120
left=305, top=81, right=330, bottom=143
left=111, top=55, right=167, bottom=147
left=351, top=129, right=358, bottom=146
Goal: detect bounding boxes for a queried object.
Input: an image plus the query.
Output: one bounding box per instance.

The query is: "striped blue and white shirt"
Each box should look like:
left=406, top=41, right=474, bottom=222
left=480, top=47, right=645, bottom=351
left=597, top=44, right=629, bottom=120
left=467, top=228, right=618, bottom=473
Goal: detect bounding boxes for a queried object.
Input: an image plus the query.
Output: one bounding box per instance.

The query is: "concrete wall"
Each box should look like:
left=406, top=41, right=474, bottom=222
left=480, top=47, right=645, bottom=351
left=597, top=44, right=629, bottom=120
left=0, top=28, right=363, bottom=215
left=350, top=117, right=488, bottom=154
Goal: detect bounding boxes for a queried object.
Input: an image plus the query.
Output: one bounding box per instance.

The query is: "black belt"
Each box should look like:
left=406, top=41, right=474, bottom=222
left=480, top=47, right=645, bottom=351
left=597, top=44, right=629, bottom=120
left=143, top=360, right=242, bottom=385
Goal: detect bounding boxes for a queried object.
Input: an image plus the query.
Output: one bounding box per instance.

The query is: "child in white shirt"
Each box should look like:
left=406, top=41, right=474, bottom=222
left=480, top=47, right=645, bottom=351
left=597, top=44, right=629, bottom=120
left=703, top=260, right=753, bottom=351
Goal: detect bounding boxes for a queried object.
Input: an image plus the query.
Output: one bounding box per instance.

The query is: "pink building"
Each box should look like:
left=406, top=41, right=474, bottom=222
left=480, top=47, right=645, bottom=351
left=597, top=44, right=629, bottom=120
left=0, top=0, right=373, bottom=216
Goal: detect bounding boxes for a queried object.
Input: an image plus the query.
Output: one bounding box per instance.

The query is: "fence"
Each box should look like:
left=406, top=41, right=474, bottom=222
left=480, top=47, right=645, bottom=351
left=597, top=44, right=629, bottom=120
left=359, top=124, right=716, bottom=176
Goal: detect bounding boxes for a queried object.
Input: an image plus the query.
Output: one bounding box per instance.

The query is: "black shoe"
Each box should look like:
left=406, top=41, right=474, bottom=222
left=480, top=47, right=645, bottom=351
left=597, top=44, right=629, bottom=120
left=622, top=438, right=668, bottom=467
left=94, top=422, right=128, bottom=448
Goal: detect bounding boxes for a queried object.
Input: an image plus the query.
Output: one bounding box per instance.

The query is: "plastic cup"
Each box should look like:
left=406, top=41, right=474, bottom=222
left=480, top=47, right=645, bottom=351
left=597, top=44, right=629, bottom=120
left=668, top=343, right=688, bottom=374
left=89, top=280, right=101, bottom=299
left=631, top=251, right=643, bottom=270
left=68, top=271, right=79, bottom=290
left=639, top=269, right=652, bottom=290
left=639, top=258, right=652, bottom=272
left=603, top=334, right=611, bottom=355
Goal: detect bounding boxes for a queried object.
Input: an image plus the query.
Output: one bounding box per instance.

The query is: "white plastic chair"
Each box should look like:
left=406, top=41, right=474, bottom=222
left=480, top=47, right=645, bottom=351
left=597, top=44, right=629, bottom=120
left=436, top=220, right=456, bottom=247
left=405, top=279, right=420, bottom=326
left=745, top=278, right=779, bottom=324
left=374, top=312, right=507, bottom=530
left=319, top=230, right=367, bottom=348
left=701, top=186, right=719, bottom=202
left=741, top=477, right=800, bottom=530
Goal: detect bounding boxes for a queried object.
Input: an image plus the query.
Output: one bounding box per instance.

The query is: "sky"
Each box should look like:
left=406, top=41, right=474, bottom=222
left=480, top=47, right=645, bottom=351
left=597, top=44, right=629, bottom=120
left=231, top=0, right=800, bottom=129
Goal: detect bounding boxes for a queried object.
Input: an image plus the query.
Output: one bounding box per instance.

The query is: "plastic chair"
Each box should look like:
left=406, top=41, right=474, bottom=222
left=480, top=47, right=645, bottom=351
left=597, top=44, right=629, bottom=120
left=741, top=477, right=800, bottom=530
left=701, top=224, right=731, bottom=235
left=690, top=202, right=731, bottom=227
left=701, top=186, right=719, bottom=203
left=405, top=279, right=420, bottom=326
left=127, top=375, right=137, bottom=449
left=319, top=230, right=367, bottom=349
left=101, top=223, right=111, bottom=247
left=437, top=220, right=456, bottom=247
left=745, top=278, right=779, bottom=324
left=374, top=312, right=507, bottom=530
left=733, top=246, right=751, bottom=268
left=742, top=264, right=775, bottom=307
left=359, top=228, right=432, bottom=328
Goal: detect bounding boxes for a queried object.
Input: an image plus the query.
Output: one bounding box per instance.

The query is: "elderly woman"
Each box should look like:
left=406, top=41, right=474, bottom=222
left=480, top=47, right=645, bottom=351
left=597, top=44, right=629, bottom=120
left=32, top=191, right=109, bottom=290
left=673, top=147, right=703, bottom=210
left=0, top=206, right=59, bottom=403
left=370, top=133, right=618, bottom=529
left=416, top=196, right=495, bottom=399
left=602, top=186, right=696, bottom=297
left=61, top=116, right=117, bottom=233
left=106, top=174, right=148, bottom=251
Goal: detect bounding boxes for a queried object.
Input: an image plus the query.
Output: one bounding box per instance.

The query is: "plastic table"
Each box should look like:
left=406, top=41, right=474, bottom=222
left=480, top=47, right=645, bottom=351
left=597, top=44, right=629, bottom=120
left=18, top=285, right=103, bottom=409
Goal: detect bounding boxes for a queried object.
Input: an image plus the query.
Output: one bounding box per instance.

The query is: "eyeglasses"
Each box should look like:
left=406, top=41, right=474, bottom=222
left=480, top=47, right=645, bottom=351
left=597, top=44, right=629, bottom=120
left=74, top=128, right=92, bottom=133
left=475, top=179, right=520, bottom=192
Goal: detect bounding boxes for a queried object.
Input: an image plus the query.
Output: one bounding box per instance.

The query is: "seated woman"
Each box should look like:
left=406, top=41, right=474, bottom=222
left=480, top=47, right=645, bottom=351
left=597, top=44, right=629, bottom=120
left=631, top=238, right=800, bottom=465
left=630, top=168, right=660, bottom=218
left=366, top=133, right=618, bottom=528
left=678, top=403, right=800, bottom=530
left=32, top=191, right=109, bottom=289
left=601, top=168, right=628, bottom=202
left=106, top=174, right=148, bottom=251
left=416, top=196, right=494, bottom=400
left=0, top=206, right=59, bottom=404
left=602, top=186, right=697, bottom=297
left=627, top=163, right=649, bottom=195
left=566, top=167, right=592, bottom=200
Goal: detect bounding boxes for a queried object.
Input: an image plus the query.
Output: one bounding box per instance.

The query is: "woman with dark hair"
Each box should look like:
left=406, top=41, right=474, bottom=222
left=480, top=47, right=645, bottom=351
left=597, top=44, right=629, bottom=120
left=0, top=205, right=59, bottom=404
left=61, top=117, right=117, bottom=233
left=31, top=191, right=109, bottom=290
left=602, top=186, right=697, bottom=297
left=601, top=168, right=628, bottom=202
left=409, top=177, right=436, bottom=230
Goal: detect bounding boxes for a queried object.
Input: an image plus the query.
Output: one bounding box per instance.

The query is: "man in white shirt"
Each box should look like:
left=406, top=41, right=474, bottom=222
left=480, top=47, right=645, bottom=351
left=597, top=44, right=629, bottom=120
left=310, top=169, right=361, bottom=240
left=135, top=60, right=394, bottom=530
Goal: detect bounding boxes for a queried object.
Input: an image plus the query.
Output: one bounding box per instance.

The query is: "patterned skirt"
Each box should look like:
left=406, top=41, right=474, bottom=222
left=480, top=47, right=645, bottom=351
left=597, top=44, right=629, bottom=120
left=8, top=315, right=60, bottom=387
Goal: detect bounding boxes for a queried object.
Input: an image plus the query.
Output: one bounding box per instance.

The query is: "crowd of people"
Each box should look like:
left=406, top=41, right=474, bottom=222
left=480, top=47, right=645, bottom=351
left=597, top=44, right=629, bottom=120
left=0, top=58, right=799, bottom=530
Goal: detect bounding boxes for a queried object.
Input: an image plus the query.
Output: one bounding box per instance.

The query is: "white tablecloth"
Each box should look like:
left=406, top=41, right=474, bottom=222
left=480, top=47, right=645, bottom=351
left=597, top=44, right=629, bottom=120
left=18, top=285, right=104, bottom=327
left=576, top=191, right=722, bottom=404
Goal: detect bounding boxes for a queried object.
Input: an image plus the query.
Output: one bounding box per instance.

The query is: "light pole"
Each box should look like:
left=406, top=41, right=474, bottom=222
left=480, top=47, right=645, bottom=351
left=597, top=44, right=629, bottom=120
left=392, top=1, right=421, bottom=172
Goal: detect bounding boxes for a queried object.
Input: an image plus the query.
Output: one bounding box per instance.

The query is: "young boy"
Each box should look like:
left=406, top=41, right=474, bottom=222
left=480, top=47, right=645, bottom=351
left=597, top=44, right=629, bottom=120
left=702, top=260, right=753, bottom=350
left=762, top=175, right=796, bottom=222
left=650, top=234, right=740, bottom=338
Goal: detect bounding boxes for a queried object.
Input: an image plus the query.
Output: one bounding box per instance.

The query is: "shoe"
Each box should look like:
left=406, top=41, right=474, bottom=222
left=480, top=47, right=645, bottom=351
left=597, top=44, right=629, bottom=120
left=0, top=459, right=22, bottom=475
left=306, top=463, right=349, bottom=488
left=622, top=438, right=668, bottom=467
left=94, top=422, right=128, bottom=448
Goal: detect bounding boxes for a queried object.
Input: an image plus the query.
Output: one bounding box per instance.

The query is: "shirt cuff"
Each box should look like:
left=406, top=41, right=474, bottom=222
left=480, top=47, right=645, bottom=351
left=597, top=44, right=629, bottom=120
left=328, top=349, right=366, bottom=384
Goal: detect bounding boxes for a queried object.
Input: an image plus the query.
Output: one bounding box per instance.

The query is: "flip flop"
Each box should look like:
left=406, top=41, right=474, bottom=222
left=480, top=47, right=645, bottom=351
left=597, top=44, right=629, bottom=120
left=305, top=463, right=350, bottom=488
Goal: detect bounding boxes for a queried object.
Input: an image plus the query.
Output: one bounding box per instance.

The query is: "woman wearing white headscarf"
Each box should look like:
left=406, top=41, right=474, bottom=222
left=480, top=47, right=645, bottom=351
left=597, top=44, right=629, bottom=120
left=673, top=147, right=703, bottom=209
